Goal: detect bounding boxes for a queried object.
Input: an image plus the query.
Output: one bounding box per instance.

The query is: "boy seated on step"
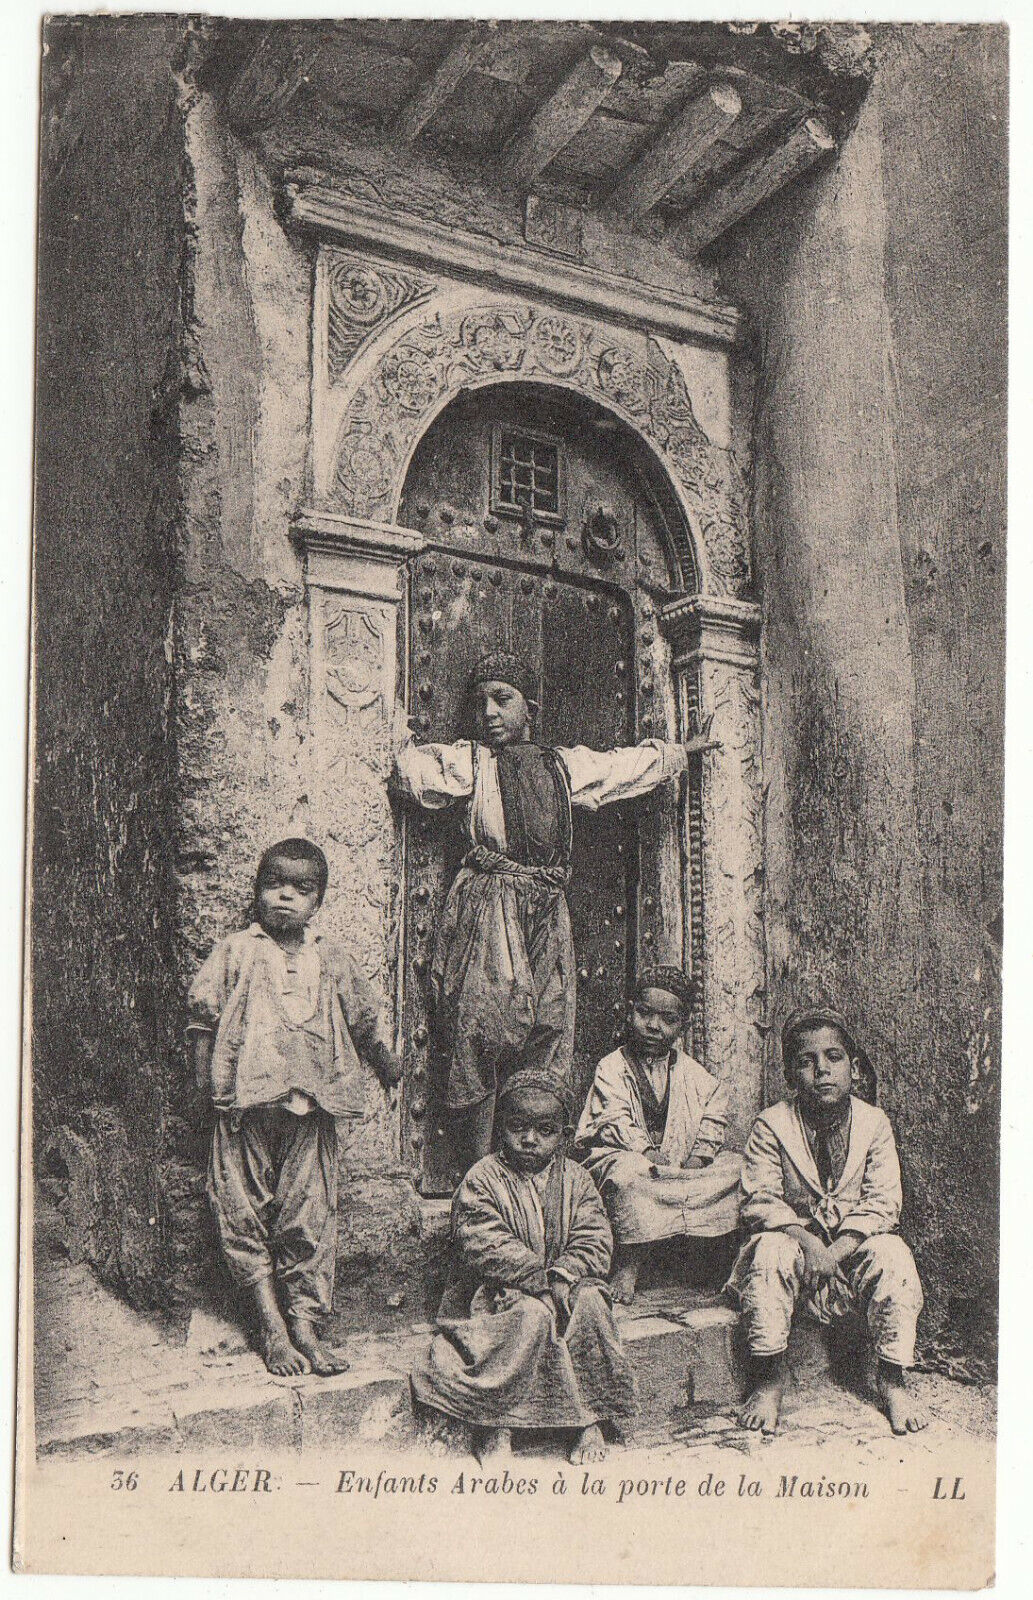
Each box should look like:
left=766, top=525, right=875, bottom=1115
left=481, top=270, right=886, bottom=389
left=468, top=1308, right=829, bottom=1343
left=411, top=1069, right=637, bottom=1465
left=574, top=967, right=742, bottom=1305
left=187, top=838, right=401, bottom=1378
left=726, top=1005, right=928, bottom=1436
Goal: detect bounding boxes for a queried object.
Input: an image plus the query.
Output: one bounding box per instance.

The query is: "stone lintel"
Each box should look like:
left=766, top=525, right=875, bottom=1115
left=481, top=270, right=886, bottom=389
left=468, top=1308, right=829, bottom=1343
left=284, top=173, right=745, bottom=349
left=660, top=593, right=761, bottom=671
left=291, top=509, right=424, bottom=600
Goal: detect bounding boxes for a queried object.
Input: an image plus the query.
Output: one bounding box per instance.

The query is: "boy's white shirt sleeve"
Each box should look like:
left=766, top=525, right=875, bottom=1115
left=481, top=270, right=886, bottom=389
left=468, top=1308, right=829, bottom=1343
left=392, top=737, right=476, bottom=808
left=738, top=1114, right=804, bottom=1232
left=557, top=740, right=687, bottom=811
left=185, top=936, right=235, bottom=1035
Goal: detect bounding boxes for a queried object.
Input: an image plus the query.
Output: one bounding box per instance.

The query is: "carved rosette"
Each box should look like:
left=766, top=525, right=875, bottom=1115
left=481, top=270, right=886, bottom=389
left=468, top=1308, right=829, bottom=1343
left=324, top=249, right=433, bottom=384
left=326, top=301, right=752, bottom=597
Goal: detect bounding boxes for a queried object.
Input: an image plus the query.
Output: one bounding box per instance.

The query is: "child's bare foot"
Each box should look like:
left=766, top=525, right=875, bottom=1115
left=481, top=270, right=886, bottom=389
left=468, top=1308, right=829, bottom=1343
left=877, top=1361, right=929, bottom=1434
left=611, top=1244, right=645, bottom=1305
left=474, top=1427, right=513, bottom=1465
left=569, top=1423, right=608, bottom=1464
left=249, top=1280, right=310, bottom=1375
left=288, top=1318, right=351, bottom=1376
left=258, top=1320, right=311, bottom=1376
left=738, top=1353, right=787, bottom=1433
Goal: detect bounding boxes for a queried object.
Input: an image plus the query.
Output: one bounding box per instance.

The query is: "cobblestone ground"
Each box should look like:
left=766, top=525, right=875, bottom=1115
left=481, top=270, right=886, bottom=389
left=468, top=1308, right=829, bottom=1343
left=33, top=1251, right=995, bottom=1460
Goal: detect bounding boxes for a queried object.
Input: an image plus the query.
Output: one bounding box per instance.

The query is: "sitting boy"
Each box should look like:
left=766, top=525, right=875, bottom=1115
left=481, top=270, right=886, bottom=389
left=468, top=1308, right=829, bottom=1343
left=411, top=1069, right=636, bottom=1464
left=187, top=838, right=401, bottom=1377
left=727, top=1005, right=928, bottom=1436
left=574, top=968, right=741, bottom=1304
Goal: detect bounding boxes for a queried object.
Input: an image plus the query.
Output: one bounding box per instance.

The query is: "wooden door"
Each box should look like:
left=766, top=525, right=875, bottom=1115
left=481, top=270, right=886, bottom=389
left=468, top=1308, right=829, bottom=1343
left=397, top=384, right=682, bottom=1194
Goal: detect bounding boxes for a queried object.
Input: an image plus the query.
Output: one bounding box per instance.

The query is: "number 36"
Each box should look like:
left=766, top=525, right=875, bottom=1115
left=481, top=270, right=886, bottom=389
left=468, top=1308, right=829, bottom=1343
left=110, top=1469, right=139, bottom=1490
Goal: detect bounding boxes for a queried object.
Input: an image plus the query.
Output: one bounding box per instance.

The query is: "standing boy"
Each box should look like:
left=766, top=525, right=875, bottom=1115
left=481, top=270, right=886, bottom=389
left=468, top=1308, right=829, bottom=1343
left=727, top=1005, right=927, bottom=1435
left=187, top=838, right=401, bottom=1377
left=392, top=652, right=718, bottom=1173
left=575, top=967, right=741, bottom=1304
left=411, top=1068, right=636, bottom=1465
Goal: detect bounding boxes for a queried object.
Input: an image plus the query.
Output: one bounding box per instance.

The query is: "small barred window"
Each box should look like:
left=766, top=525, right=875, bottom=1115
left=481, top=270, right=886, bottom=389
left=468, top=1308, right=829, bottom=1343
left=492, top=428, right=564, bottom=522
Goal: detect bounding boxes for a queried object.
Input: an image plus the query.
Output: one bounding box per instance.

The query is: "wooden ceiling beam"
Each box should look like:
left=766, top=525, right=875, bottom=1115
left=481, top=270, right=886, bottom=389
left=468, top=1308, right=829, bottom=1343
left=673, top=115, right=836, bottom=256
left=223, top=29, right=323, bottom=134
left=604, top=82, right=742, bottom=219
left=390, top=21, right=498, bottom=144
left=501, top=45, right=624, bottom=188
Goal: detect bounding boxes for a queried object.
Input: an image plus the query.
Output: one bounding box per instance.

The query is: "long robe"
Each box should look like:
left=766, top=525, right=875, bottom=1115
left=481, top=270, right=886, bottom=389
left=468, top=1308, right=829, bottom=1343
left=411, top=1153, right=637, bottom=1429
left=575, top=1046, right=742, bottom=1243
left=393, top=736, right=687, bottom=1110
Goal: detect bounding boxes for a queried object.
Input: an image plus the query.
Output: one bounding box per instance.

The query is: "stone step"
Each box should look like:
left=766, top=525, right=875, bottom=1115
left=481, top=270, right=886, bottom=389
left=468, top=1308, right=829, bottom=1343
left=41, top=1290, right=809, bottom=1462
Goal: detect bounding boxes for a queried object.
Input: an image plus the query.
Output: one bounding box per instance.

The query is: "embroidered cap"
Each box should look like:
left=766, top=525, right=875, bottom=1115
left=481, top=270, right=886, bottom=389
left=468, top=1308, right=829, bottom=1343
left=633, top=966, right=696, bottom=1012
left=497, top=1068, right=574, bottom=1118
left=468, top=652, right=539, bottom=709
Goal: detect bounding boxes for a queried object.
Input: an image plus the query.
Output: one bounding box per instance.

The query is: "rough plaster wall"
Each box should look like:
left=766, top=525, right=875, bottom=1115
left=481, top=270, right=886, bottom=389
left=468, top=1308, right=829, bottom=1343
left=176, top=86, right=413, bottom=1322
left=721, top=23, right=1004, bottom=1365
left=32, top=17, right=185, bottom=1303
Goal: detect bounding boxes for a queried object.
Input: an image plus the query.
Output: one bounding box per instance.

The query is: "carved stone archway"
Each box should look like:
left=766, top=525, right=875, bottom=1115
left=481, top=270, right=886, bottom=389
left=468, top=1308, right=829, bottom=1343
left=292, top=229, right=766, bottom=1154
left=314, top=260, right=753, bottom=600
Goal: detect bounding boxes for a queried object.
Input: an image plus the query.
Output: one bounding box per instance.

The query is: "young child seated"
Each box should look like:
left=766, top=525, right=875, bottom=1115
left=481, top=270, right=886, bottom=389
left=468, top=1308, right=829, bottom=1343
left=727, top=1005, right=928, bottom=1436
left=411, top=1068, right=636, bottom=1465
left=574, top=968, right=742, bottom=1304
left=187, top=838, right=401, bottom=1378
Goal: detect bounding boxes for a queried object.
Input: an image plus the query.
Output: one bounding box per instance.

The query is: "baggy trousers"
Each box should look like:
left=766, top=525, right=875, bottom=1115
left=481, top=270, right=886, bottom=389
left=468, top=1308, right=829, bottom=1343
left=208, top=1105, right=339, bottom=1321
left=730, top=1230, right=924, bottom=1366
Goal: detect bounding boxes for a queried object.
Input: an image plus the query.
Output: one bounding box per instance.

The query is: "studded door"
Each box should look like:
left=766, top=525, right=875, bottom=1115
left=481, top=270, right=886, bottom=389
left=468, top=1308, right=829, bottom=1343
left=398, top=384, right=686, bottom=1195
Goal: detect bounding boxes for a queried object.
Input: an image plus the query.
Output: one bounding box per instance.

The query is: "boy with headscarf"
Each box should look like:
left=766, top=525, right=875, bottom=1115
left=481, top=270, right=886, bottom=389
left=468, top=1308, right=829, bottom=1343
left=410, top=1068, right=636, bottom=1464
left=726, top=1005, right=927, bottom=1435
left=392, top=652, right=718, bottom=1173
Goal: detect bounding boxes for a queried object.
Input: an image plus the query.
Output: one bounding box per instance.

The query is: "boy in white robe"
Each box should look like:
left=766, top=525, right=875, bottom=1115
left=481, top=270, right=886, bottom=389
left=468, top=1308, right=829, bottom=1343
left=575, top=967, right=741, bottom=1303
left=726, top=1005, right=928, bottom=1436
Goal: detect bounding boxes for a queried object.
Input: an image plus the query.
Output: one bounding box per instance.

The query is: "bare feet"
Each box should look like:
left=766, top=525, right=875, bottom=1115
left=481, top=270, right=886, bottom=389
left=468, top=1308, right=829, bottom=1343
left=474, top=1427, right=513, bottom=1465
left=249, top=1279, right=310, bottom=1375
left=288, top=1318, right=351, bottom=1376
left=258, top=1319, right=311, bottom=1376
left=877, top=1361, right=929, bottom=1434
left=569, top=1423, right=608, bottom=1464
left=611, top=1244, right=646, bottom=1305
left=738, top=1353, right=787, bottom=1433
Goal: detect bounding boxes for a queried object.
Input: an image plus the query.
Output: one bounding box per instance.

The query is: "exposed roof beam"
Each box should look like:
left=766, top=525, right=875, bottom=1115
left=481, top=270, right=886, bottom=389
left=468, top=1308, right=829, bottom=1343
left=223, top=29, right=322, bottom=134
left=501, top=45, right=624, bottom=188
left=390, top=21, right=498, bottom=144
left=673, top=115, right=836, bottom=256
left=604, top=82, right=742, bottom=220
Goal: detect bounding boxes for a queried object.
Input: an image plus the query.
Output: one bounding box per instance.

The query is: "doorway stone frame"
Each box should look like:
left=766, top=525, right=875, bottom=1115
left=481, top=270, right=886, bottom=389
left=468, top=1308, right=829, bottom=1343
left=287, top=181, right=765, bottom=1146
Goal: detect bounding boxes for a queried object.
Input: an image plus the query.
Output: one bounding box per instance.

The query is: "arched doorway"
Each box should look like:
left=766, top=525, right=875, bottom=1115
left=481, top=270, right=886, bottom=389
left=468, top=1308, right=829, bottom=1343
left=395, top=381, right=701, bottom=1193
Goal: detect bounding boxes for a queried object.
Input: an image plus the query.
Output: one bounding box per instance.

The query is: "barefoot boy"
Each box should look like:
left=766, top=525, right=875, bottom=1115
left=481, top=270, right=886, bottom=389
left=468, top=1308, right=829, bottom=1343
left=187, top=838, right=401, bottom=1377
left=575, top=967, right=741, bottom=1304
left=411, top=1068, right=636, bottom=1464
left=727, top=1005, right=927, bottom=1436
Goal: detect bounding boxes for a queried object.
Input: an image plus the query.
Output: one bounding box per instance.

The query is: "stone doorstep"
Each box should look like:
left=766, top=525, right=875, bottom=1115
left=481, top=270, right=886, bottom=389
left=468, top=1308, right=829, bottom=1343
left=40, top=1293, right=797, bottom=1462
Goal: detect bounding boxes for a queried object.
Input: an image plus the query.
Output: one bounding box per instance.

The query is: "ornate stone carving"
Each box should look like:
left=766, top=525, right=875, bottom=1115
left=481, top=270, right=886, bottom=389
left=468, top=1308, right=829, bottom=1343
left=327, top=302, right=752, bottom=595
left=325, top=250, right=433, bottom=383
left=310, top=588, right=398, bottom=990
left=696, top=659, right=766, bottom=1140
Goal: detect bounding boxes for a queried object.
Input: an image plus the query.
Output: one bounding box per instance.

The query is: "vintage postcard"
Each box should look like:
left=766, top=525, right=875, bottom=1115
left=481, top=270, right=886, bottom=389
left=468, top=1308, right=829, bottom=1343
left=16, top=11, right=1005, bottom=1586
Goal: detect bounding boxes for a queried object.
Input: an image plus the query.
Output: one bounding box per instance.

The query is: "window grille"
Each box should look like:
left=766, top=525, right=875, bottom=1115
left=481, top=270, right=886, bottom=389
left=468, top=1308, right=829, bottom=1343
left=492, top=428, right=564, bottom=523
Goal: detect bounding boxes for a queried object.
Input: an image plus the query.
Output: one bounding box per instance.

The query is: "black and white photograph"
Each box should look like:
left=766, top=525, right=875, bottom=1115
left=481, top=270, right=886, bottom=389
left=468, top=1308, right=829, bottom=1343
left=15, top=9, right=1007, bottom=1585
